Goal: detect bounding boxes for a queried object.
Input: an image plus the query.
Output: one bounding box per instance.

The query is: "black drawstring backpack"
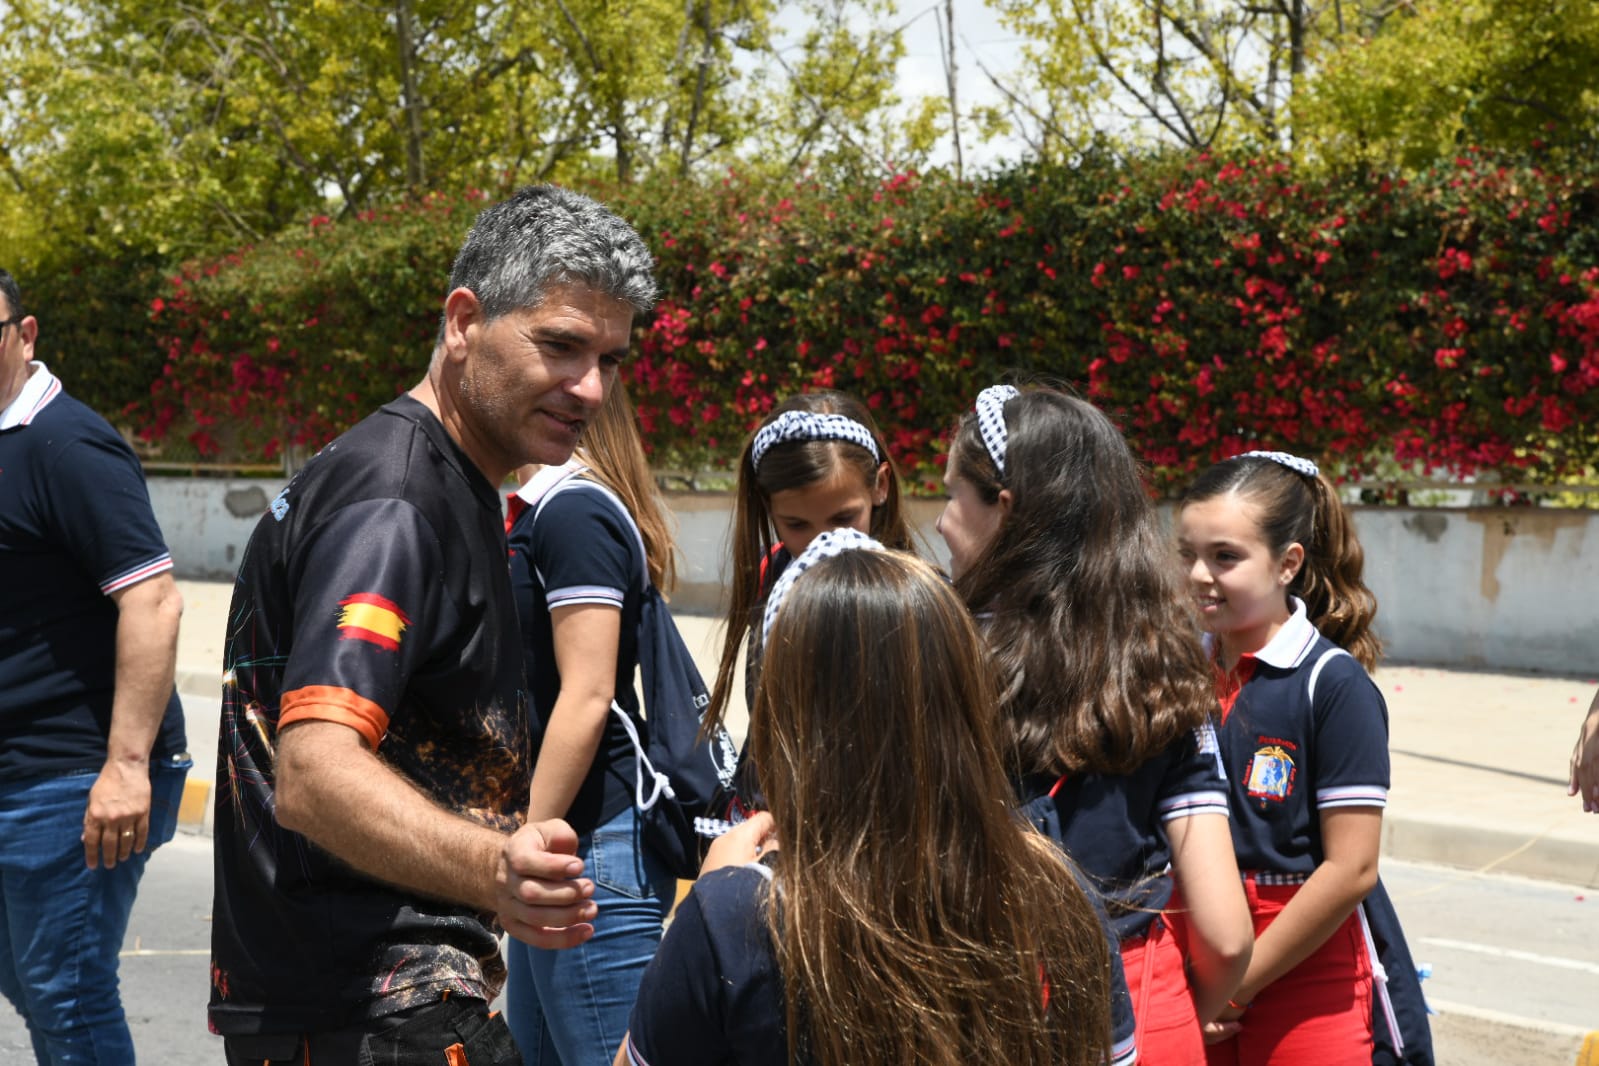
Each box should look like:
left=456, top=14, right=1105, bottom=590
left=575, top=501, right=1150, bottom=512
left=526, top=465, right=740, bottom=880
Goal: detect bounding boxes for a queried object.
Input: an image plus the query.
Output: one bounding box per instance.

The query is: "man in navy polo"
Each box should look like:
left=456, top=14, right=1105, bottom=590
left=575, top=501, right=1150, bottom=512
left=0, top=267, right=191, bottom=1063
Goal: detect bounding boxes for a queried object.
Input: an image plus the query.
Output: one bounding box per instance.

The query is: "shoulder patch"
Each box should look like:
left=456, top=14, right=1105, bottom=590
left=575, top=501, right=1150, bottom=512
left=336, top=592, right=410, bottom=651
left=269, top=487, right=291, bottom=521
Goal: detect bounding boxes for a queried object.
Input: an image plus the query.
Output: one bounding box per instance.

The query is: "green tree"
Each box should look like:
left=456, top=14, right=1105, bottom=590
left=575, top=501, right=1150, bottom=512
left=978, top=0, right=1397, bottom=155
left=1295, top=0, right=1599, bottom=168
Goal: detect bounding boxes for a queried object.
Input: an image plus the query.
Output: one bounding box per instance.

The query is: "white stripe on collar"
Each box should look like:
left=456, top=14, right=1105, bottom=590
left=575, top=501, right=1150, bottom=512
left=0, top=361, right=62, bottom=431
left=1201, top=597, right=1319, bottom=670
left=514, top=458, right=587, bottom=506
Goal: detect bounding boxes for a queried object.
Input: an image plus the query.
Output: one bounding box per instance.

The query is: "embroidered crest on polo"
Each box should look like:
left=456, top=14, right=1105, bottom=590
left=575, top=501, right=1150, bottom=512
left=975, top=384, right=1020, bottom=475
left=750, top=411, right=881, bottom=472
left=760, top=527, right=885, bottom=642
left=1239, top=450, right=1320, bottom=480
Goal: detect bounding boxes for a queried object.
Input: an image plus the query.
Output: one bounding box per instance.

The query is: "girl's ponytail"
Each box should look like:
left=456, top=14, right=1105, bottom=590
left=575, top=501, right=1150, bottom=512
left=705, top=436, right=768, bottom=738
left=1298, top=473, right=1383, bottom=671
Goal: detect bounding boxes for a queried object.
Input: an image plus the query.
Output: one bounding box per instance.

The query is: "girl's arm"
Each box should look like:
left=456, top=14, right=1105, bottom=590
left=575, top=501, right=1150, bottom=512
left=1224, top=807, right=1382, bottom=1012
left=1569, top=688, right=1599, bottom=812
left=1166, top=812, right=1253, bottom=1022
left=527, top=603, right=622, bottom=824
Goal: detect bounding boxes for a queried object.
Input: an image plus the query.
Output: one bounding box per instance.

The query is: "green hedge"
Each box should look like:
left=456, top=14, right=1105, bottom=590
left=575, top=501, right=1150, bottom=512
left=113, top=150, right=1599, bottom=491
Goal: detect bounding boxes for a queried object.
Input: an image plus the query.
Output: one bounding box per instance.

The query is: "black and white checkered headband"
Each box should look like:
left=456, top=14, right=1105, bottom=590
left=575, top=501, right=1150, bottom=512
left=1239, top=450, right=1319, bottom=480
left=750, top=411, right=882, bottom=472
left=975, top=384, right=1020, bottom=476
left=760, top=528, right=886, bottom=643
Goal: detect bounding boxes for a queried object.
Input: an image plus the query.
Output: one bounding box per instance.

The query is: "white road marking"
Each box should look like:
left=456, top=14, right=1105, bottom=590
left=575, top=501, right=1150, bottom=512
left=1428, top=997, right=1594, bottom=1039
left=1420, top=937, right=1599, bottom=977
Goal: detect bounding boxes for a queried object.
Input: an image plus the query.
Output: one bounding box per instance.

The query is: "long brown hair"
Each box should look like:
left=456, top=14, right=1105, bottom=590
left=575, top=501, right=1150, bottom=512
left=951, top=387, right=1217, bottom=777
left=1181, top=455, right=1382, bottom=670
left=705, top=390, right=914, bottom=734
left=577, top=380, right=677, bottom=593
left=753, top=550, right=1112, bottom=1066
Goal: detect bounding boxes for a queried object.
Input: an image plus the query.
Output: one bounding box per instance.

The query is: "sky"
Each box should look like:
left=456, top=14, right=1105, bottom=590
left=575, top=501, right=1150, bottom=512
left=763, top=0, right=1033, bottom=172
left=893, top=0, right=1029, bottom=168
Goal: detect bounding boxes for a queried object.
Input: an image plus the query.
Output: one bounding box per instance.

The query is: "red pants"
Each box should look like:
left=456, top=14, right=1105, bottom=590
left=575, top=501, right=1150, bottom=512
left=1204, top=879, right=1373, bottom=1066
left=1121, top=909, right=1205, bottom=1065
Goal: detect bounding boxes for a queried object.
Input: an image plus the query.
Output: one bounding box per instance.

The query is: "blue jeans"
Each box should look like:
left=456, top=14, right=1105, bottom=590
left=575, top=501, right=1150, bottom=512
left=0, top=760, right=189, bottom=1064
left=505, top=804, right=675, bottom=1066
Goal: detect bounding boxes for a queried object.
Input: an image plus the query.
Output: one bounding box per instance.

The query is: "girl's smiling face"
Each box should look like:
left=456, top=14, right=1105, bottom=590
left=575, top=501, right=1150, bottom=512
left=1177, top=492, right=1303, bottom=660
left=768, top=462, right=889, bottom=558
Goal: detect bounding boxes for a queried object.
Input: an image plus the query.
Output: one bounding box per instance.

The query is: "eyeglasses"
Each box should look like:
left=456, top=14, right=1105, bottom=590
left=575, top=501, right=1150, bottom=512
left=0, top=315, right=21, bottom=341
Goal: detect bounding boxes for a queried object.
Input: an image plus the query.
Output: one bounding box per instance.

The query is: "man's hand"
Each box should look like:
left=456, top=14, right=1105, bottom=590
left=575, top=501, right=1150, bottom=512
left=497, top=818, right=597, bottom=949
left=1569, top=690, right=1599, bottom=813
left=83, top=758, right=152, bottom=869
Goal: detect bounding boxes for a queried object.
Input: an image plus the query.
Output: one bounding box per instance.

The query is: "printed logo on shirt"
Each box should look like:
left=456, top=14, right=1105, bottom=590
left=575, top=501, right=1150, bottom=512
left=1245, top=738, right=1297, bottom=802
left=336, top=592, right=410, bottom=652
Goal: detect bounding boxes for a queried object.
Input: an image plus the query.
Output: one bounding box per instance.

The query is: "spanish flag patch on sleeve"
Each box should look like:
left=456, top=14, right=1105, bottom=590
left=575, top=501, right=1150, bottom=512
left=336, top=592, right=411, bottom=652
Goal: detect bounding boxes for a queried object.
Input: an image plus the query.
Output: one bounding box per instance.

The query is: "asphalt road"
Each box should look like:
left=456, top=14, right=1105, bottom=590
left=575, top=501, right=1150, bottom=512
left=1, top=838, right=1593, bottom=1065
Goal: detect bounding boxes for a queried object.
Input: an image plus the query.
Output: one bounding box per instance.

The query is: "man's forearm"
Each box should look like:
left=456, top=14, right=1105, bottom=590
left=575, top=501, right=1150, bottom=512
left=107, top=573, right=183, bottom=764
left=275, top=720, right=509, bottom=912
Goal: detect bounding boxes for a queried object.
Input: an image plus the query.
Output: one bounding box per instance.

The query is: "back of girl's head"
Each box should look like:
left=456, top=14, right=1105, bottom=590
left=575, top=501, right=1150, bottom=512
left=952, top=387, right=1216, bottom=775
left=578, top=380, right=677, bottom=592
left=753, top=551, right=1000, bottom=837
left=707, top=390, right=912, bottom=732
left=751, top=549, right=1112, bottom=1066
left=1183, top=454, right=1382, bottom=670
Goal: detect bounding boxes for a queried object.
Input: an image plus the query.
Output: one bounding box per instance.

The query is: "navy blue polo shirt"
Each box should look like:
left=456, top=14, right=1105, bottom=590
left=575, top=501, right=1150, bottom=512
left=625, top=862, right=1139, bottom=1066
left=1210, top=602, right=1390, bottom=876
left=1020, top=725, right=1229, bottom=942
left=508, top=463, right=642, bottom=834
left=0, top=363, right=185, bottom=777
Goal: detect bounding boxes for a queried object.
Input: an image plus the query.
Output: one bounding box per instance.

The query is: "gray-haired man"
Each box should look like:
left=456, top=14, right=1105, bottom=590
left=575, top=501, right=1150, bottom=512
left=209, top=185, right=657, bottom=1064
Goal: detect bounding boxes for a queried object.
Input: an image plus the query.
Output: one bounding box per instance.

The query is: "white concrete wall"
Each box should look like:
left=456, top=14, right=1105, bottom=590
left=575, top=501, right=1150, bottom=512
left=150, top=477, right=288, bottom=582
left=151, top=478, right=1598, bottom=675
left=1351, top=507, right=1598, bottom=674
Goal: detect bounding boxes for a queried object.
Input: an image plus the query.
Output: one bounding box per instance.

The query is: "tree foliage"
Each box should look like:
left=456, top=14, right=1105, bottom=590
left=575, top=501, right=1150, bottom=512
left=0, top=0, right=923, bottom=266
left=1296, top=0, right=1599, bottom=168
left=980, top=0, right=1393, bottom=156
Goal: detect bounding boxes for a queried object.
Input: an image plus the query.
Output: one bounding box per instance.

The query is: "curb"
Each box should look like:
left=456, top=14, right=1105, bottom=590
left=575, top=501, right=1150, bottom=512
left=179, top=777, right=212, bottom=831
left=1382, top=813, right=1599, bottom=889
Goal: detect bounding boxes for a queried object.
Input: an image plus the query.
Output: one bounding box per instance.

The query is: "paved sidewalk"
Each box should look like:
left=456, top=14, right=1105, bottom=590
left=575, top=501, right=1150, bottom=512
left=172, top=580, right=1599, bottom=888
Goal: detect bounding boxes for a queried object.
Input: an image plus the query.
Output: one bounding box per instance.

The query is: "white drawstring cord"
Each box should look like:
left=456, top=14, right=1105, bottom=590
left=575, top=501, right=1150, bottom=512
left=611, top=701, right=674, bottom=811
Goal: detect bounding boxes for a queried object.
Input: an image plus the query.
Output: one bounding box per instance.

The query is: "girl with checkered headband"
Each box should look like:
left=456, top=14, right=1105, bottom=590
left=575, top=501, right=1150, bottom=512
left=941, top=383, right=1254, bottom=1065
left=703, top=390, right=916, bottom=740
left=1178, top=453, right=1424, bottom=1065
left=622, top=547, right=1118, bottom=1066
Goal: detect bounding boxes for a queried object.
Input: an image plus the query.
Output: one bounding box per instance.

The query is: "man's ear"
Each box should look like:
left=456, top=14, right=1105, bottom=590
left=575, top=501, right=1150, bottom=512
left=441, top=288, right=482, bottom=362
left=18, top=315, right=38, bottom=355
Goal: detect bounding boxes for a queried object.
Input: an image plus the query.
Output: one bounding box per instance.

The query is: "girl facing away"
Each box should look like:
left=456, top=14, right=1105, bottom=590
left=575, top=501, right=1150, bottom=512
left=619, top=533, right=1121, bottom=1066
left=939, top=384, right=1253, bottom=1064
left=1177, top=451, right=1419, bottom=1065
left=704, top=390, right=915, bottom=738
left=503, top=381, right=681, bottom=1065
